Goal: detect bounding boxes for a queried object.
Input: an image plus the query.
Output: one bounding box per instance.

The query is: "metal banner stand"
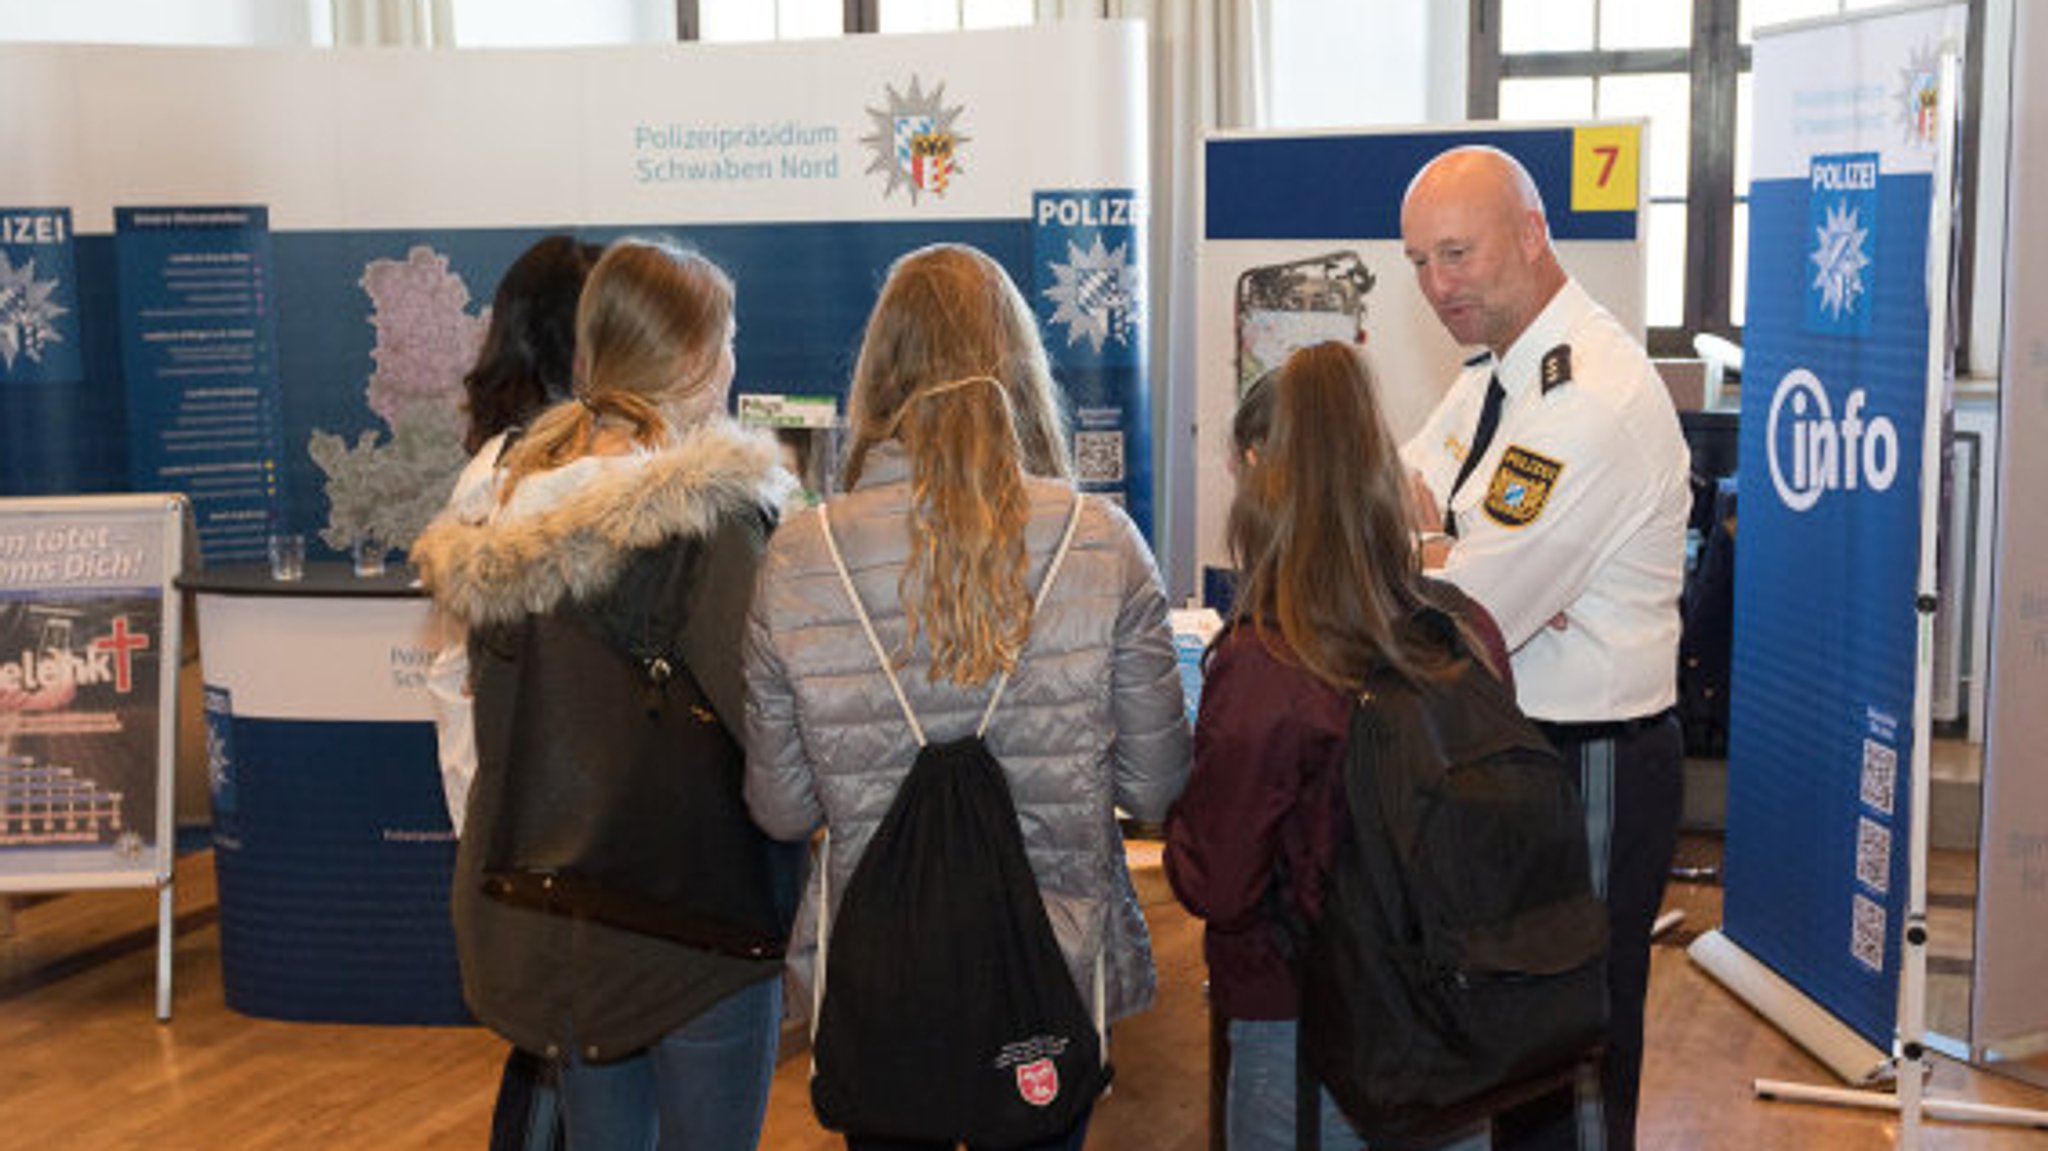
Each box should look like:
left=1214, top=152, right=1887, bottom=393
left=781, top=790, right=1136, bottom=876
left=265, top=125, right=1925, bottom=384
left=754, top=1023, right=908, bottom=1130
left=1739, top=45, right=2048, bottom=1146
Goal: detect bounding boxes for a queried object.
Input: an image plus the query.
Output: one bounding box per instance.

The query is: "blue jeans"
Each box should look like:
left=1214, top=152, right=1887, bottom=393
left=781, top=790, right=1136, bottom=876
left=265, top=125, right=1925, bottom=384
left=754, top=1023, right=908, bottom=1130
left=1227, top=1018, right=1490, bottom=1151
left=555, top=977, right=782, bottom=1151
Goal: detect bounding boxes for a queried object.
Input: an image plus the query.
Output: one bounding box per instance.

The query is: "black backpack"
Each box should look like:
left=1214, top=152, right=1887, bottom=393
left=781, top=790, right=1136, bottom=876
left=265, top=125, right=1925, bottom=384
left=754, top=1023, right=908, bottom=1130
left=808, top=497, right=1110, bottom=1148
left=1296, top=606, right=1609, bottom=1149
left=474, top=534, right=798, bottom=959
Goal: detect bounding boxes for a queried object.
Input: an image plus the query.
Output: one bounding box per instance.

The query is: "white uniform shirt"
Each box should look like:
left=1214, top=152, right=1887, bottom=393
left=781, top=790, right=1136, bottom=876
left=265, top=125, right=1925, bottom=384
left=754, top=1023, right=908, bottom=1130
left=1401, top=278, right=1690, bottom=723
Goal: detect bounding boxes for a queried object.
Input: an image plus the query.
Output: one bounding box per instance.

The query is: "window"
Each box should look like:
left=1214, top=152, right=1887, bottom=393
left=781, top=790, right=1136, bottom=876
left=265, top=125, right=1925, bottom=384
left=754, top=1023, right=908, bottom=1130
left=1475, top=0, right=1708, bottom=354
left=1263, top=0, right=1435, bottom=129
left=879, top=0, right=1033, bottom=33
left=683, top=0, right=1031, bottom=40
left=452, top=0, right=673, bottom=46
left=1472, top=0, right=1986, bottom=363
left=697, top=0, right=842, bottom=42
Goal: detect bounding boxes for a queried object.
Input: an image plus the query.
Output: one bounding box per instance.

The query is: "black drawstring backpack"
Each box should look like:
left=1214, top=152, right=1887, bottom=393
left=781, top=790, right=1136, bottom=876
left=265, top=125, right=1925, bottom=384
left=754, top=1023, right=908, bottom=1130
left=808, top=497, right=1111, bottom=1149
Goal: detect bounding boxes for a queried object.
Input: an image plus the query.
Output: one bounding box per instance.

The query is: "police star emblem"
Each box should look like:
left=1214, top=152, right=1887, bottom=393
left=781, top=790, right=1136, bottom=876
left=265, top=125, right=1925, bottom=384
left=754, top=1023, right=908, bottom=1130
left=1044, top=235, right=1139, bottom=354
left=0, top=251, right=69, bottom=371
left=859, top=75, right=968, bottom=204
left=1484, top=445, right=1564, bottom=528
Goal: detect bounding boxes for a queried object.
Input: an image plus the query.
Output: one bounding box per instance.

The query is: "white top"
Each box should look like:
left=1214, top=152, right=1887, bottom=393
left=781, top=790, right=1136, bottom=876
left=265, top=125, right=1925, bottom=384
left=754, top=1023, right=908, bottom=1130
left=1401, top=278, right=1691, bottom=723
left=427, top=426, right=663, bottom=832
left=445, top=432, right=506, bottom=525
left=449, top=429, right=668, bottom=526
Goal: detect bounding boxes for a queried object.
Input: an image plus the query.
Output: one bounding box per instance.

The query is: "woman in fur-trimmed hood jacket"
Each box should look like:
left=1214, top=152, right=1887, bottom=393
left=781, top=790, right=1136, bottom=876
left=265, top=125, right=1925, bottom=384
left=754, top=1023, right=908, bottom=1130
left=412, top=240, right=795, bottom=1150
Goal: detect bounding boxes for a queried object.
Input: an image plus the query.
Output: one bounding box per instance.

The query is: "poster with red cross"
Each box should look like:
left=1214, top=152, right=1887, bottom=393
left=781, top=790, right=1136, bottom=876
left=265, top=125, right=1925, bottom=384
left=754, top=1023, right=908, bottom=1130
left=1, top=495, right=184, bottom=889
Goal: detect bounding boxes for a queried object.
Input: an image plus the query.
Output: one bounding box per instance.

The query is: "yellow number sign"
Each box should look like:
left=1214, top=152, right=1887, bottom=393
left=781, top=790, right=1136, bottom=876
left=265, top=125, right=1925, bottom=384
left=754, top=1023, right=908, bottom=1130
left=1572, top=125, right=1640, bottom=212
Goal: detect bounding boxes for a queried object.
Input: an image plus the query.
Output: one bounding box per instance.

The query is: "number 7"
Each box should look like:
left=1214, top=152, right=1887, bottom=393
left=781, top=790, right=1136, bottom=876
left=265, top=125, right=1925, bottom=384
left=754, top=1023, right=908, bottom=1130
left=1594, top=145, right=1619, bottom=186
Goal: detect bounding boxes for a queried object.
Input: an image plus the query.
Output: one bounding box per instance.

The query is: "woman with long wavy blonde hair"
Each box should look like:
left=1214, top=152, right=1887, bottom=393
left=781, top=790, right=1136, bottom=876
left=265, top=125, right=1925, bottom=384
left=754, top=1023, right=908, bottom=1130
left=743, top=243, right=1190, bottom=1151
left=839, top=242, right=1072, bottom=684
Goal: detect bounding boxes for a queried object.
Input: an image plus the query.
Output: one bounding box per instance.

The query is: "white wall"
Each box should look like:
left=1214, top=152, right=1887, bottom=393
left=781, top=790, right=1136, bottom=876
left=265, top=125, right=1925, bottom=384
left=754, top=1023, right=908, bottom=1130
left=1974, top=0, right=2048, bottom=1045
left=0, top=0, right=323, bottom=45
left=1969, top=0, right=2013, bottom=380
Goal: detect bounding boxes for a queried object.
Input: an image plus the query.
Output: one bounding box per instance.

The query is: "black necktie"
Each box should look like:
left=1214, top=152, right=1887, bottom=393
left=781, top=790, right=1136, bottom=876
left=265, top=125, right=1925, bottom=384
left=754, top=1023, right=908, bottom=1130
left=1444, top=374, right=1505, bottom=538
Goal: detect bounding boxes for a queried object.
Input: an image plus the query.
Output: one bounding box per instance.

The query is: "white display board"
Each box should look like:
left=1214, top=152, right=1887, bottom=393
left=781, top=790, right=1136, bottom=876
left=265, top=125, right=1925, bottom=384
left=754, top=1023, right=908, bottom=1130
left=0, top=25, right=1160, bottom=554
left=0, top=493, right=188, bottom=1019
left=0, top=32, right=1145, bottom=232
left=1194, top=123, right=1646, bottom=602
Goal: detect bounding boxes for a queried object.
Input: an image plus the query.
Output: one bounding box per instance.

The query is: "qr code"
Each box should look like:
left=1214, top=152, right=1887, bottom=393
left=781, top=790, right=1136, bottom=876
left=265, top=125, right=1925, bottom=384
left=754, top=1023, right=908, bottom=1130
left=1855, top=817, right=1892, bottom=894
left=1074, top=429, right=1126, bottom=484
left=1860, top=738, right=1897, bottom=815
left=1851, top=893, right=1887, bottom=974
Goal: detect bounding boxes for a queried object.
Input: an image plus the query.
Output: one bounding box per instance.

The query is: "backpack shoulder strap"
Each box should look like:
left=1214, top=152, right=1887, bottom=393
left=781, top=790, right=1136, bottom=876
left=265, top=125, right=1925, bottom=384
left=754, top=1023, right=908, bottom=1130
left=582, top=538, right=697, bottom=699
left=1346, top=675, right=1424, bottom=944
left=1408, top=598, right=1464, bottom=656
left=818, top=492, right=1086, bottom=743
left=819, top=501, right=927, bottom=746
left=974, top=492, right=1085, bottom=737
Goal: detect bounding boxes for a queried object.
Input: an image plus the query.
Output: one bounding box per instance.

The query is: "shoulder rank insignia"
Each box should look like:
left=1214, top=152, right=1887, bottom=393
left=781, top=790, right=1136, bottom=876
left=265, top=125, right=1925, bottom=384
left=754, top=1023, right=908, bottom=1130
left=1540, top=344, right=1572, bottom=394
left=1484, top=445, right=1565, bottom=528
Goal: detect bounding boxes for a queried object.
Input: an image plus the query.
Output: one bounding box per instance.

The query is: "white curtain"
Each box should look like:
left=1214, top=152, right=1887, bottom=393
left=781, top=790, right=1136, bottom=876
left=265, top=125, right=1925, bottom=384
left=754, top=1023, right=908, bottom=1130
left=1098, top=0, right=1272, bottom=598
left=329, top=0, right=452, bottom=46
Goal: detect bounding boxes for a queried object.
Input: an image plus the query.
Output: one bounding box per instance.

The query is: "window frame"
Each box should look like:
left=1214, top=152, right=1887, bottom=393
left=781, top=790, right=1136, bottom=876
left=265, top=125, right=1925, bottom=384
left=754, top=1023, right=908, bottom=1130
left=1468, top=0, right=1984, bottom=368
left=674, top=0, right=897, bottom=38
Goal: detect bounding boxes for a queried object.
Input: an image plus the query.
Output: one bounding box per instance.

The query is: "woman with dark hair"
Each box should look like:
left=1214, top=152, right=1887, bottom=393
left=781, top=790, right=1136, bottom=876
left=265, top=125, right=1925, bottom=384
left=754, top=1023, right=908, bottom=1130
left=1164, top=341, right=1506, bottom=1151
left=742, top=242, right=1189, bottom=1150
left=415, top=238, right=794, bottom=1149
left=460, top=234, right=602, bottom=456
left=1231, top=367, right=1276, bottom=471
left=430, top=234, right=600, bottom=1151
left=435, top=234, right=602, bottom=832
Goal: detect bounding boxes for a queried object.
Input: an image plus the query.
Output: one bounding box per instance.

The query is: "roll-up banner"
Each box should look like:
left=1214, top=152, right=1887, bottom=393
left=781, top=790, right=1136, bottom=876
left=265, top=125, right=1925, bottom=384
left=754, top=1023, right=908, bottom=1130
left=0, top=26, right=1152, bottom=561
left=1978, top=0, right=2048, bottom=1053
left=1723, top=2, right=1967, bottom=1052
left=1196, top=123, right=1645, bottom=608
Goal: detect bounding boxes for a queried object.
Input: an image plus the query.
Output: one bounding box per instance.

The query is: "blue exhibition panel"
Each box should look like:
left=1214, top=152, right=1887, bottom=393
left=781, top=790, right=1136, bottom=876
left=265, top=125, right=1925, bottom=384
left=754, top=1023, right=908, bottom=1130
left=211, top=715, right=466, bottom=1025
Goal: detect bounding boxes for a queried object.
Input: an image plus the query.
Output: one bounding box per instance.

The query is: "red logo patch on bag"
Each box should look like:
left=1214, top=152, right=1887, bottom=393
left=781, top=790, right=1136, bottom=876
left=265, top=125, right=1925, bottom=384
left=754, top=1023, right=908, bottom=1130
left=1016, top=1058, right=1060, bottom=1107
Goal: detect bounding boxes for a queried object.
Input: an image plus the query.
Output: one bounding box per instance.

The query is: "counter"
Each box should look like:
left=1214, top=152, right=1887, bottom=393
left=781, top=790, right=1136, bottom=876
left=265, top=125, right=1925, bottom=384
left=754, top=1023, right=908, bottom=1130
left=182, top=562, right=467, bottom=1025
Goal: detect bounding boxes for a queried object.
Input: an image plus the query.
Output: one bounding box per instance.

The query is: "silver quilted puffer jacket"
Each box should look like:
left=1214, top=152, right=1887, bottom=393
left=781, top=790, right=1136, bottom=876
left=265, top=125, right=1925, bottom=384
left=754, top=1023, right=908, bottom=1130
left=742, top=442, right=1192, bottom=1027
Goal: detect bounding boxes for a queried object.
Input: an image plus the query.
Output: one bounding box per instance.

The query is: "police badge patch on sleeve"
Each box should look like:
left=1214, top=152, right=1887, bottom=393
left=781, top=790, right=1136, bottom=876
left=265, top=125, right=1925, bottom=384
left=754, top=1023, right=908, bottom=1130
left=1484, top=445, right=1564, bottom=527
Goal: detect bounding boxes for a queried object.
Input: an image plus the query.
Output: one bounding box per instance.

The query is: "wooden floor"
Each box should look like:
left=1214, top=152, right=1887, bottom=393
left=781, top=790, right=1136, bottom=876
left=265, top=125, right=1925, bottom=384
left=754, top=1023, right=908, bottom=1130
left=4, top=842, right=2046, bottom=1150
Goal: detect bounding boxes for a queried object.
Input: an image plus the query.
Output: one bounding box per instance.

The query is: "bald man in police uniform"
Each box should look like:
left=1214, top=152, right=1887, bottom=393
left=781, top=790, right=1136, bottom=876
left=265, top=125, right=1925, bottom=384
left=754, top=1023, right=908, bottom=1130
left=1400, top=145, right=1690, bottom=1151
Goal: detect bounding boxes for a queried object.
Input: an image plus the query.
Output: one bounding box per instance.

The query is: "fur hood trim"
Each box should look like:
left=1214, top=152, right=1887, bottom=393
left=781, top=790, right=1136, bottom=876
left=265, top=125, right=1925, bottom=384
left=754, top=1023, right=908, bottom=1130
left=412, top=419, right=791, bottom=629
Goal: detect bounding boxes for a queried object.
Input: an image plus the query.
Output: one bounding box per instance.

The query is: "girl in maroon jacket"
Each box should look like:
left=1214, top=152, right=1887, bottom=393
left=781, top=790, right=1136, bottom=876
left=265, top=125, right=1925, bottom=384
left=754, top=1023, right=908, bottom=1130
left=1164, top=341, right=1508, bottom=1151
